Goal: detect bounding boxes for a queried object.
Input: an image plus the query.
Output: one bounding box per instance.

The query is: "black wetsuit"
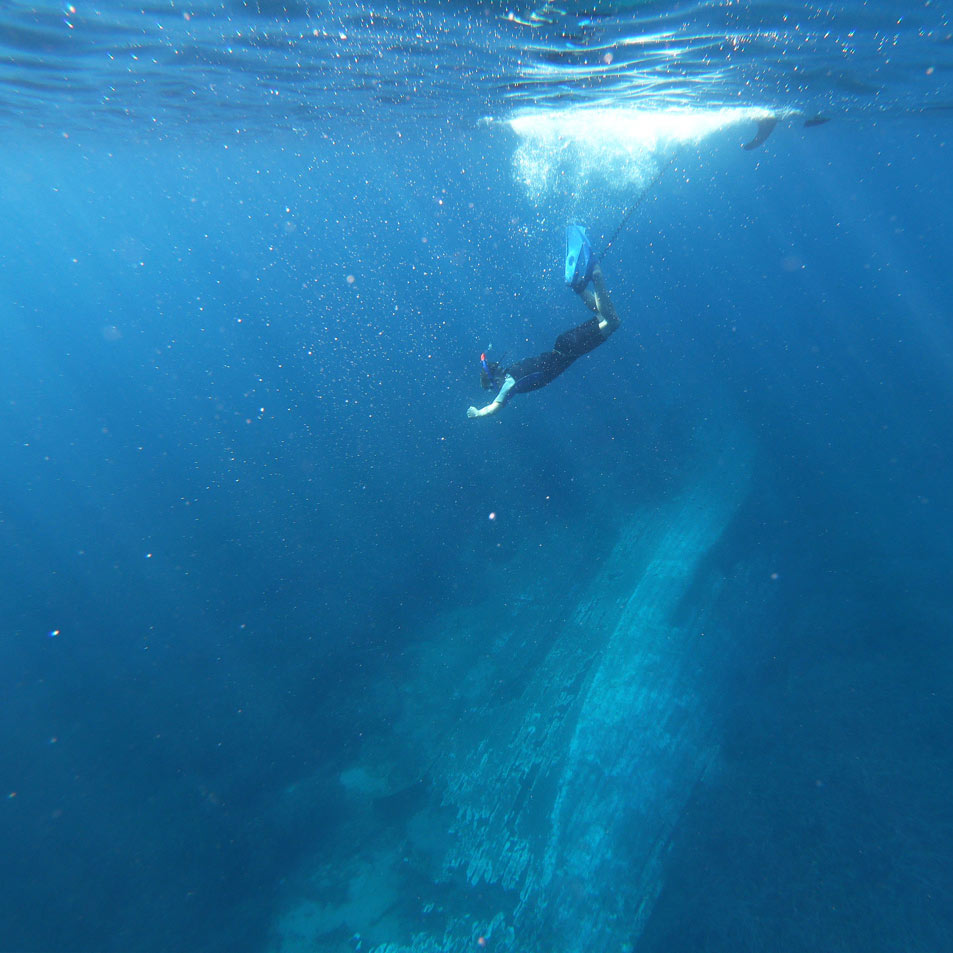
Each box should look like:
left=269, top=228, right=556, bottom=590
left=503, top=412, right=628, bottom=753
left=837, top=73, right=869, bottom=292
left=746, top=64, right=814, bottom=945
left=505, top=316, right=605, bottom=395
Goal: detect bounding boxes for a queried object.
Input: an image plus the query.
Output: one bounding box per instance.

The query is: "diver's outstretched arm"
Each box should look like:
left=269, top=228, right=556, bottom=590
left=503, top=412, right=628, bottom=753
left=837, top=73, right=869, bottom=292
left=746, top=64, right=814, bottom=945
left=467, top=400, right=503, bottom=419
left=467, top=374, right=515, bottom=419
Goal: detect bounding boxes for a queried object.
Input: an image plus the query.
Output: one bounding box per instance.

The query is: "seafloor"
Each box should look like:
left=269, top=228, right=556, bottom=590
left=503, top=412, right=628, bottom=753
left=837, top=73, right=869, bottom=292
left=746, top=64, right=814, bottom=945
left=268, top=416, right=755, bottom=953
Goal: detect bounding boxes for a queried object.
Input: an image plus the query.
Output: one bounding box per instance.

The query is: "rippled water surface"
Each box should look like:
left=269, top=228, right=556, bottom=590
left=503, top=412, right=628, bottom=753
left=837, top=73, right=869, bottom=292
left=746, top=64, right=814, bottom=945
left=2, top=0, right=953, bottom=135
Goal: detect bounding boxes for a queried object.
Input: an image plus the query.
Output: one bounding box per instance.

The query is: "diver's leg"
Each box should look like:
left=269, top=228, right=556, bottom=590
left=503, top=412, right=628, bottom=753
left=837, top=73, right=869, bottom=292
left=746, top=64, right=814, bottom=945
left=578, top=285, right=600, bottom=315
left=591, top=265, right=621, bottom=337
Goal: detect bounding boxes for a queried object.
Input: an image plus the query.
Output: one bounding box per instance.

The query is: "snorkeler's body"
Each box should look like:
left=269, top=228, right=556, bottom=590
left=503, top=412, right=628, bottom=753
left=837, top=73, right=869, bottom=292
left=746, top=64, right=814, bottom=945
left=467, top=264, right=620, bottom=419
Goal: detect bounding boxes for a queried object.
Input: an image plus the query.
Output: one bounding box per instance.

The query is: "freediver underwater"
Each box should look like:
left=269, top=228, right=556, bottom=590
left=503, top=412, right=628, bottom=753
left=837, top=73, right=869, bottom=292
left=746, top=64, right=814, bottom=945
left=466, top=225, right=622, bottom=420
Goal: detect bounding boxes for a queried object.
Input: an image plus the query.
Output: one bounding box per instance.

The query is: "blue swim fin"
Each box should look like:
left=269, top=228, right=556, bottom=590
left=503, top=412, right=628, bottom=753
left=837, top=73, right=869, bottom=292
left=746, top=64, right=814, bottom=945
left=565, top=224, right=595, bottom=292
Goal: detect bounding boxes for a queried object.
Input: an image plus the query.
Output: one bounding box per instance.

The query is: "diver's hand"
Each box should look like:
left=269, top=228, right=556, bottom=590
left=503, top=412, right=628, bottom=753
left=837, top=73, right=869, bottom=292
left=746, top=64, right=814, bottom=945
left=467, top=406, right=480, bottom=419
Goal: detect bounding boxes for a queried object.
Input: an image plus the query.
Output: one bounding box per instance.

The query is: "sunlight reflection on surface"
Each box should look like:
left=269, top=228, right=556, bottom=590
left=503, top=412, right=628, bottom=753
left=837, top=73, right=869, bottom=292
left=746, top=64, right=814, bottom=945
left=509, top=106, right=776, bottom=199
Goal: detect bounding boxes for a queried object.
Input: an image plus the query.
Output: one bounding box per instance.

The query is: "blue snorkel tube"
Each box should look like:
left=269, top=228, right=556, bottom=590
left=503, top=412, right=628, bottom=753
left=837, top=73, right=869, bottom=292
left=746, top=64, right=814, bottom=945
left=565, top=224, right=596, bottom=293
left=479, top=351, right=498, bottom=390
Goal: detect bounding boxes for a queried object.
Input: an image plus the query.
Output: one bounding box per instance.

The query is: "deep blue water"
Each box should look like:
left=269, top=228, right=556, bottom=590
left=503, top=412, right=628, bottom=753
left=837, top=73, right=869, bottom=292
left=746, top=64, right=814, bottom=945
left=3, top=2, right=953, bottom=952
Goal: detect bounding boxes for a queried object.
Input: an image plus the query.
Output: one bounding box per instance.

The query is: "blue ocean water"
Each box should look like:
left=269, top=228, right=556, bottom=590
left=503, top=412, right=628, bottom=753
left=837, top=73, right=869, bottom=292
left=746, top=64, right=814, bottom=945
left=3, top=2, right=953, bottom=951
